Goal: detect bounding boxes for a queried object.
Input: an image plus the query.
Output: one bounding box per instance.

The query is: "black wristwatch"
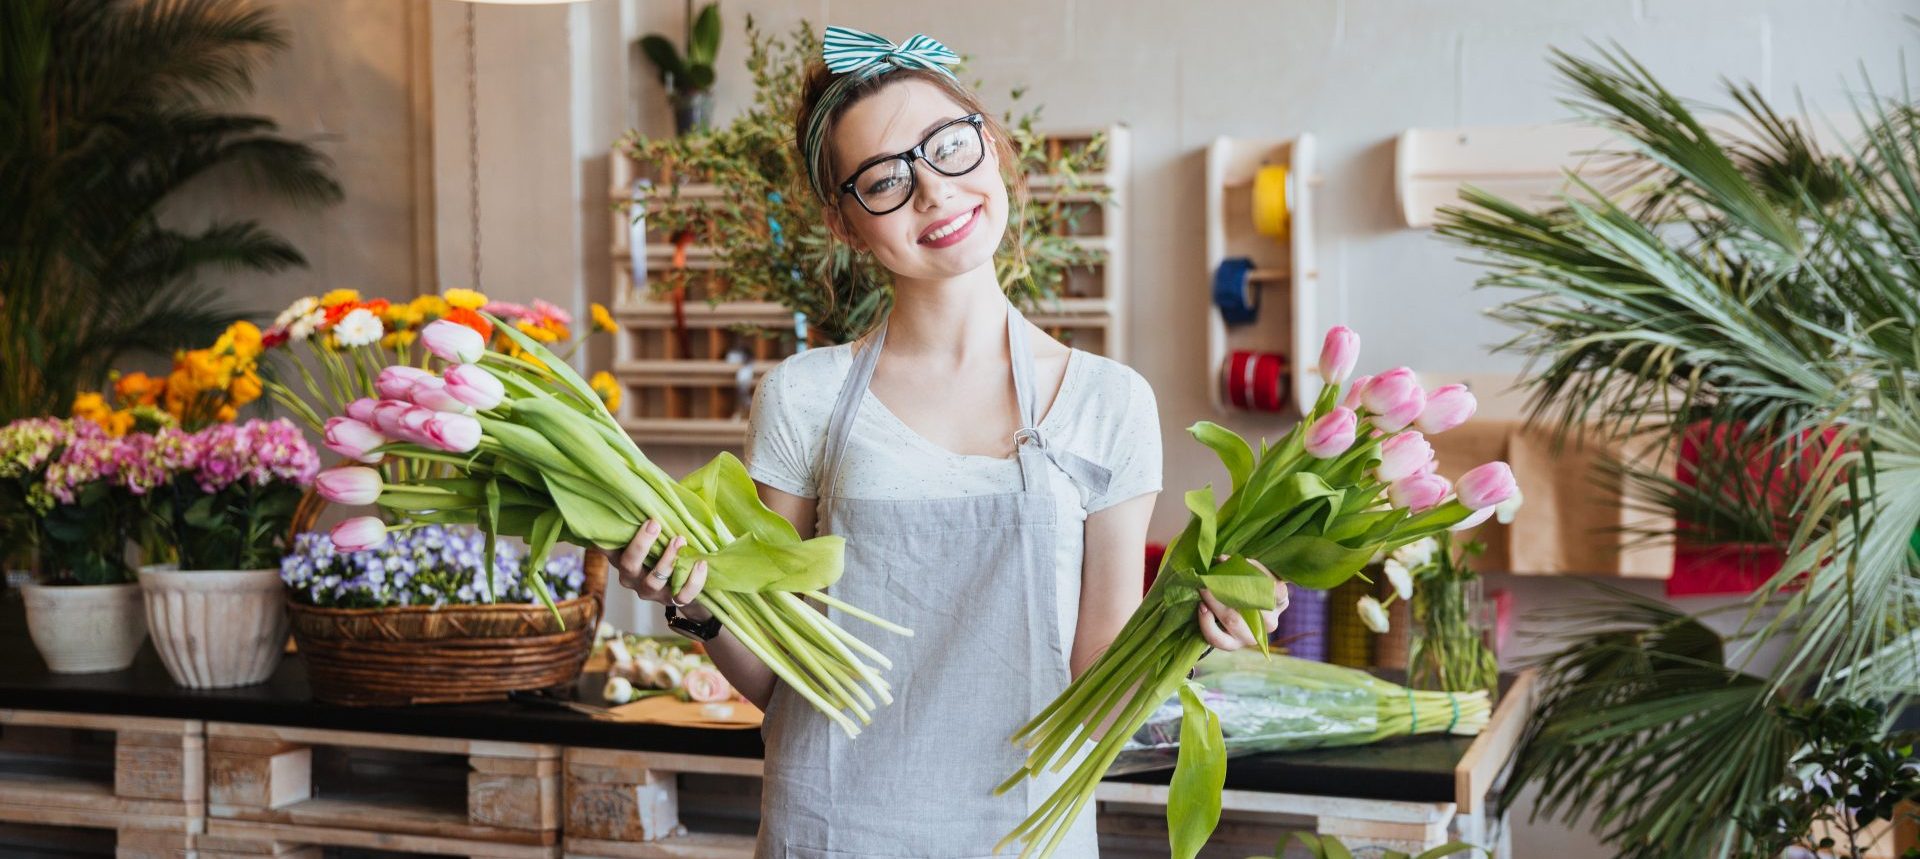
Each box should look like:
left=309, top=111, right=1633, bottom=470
left=664, top=603, right=723, bottom=641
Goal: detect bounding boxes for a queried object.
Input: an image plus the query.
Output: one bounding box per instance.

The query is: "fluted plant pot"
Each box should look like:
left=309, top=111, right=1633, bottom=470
left=21, top=581, right=148, bottom=673
left=138, top=566, right=289, bottom=688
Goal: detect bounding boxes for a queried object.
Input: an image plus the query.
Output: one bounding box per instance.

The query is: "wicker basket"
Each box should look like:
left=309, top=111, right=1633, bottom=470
left=286, top=483, right=609, bottom=706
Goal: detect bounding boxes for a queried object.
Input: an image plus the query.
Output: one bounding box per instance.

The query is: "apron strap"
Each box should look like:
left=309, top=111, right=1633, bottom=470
left=814, top=299, right=1114, bottom=512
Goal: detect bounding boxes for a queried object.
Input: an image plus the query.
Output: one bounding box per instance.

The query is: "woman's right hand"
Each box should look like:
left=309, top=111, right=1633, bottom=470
left=610, top=518, right=709, bottom=607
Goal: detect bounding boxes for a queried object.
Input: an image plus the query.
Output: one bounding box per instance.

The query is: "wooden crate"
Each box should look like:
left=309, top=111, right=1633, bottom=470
left=203, top=722, right=562, bottom=859
left=0, top=709, right=205, bottom=859
left=604, top=126, right=1131, bottom=448
left=563, top=749, right=761, bottom=859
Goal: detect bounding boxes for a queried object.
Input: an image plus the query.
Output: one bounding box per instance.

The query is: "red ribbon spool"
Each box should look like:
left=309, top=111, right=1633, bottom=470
left=1221, top=350, right=1290, bottom=412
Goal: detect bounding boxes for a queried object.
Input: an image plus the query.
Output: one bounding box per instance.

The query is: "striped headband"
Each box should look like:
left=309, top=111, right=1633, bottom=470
left=801, top=26, right=962, bottom=204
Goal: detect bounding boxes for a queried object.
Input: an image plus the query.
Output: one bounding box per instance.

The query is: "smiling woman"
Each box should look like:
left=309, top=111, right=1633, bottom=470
left=605, top=24, right=1281, bottom=859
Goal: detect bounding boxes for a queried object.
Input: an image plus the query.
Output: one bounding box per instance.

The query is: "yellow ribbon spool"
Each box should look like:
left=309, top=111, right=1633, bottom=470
left=1251, top=164, right=1291, bottom=239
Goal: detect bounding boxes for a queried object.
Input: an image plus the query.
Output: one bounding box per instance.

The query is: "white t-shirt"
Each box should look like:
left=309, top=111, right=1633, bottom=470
left=744, top=342, right=1164, bottom=652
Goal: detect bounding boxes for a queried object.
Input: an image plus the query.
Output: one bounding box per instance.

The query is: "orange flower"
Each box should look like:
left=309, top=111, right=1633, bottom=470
left=215, top=405, right=237, bottom=423
left=72, top=391, right=112, bottom=421
left=102, top=410, right=135, bottom=437
left=213, top=321, right=263, bottom=361
left=229, top=370, right=263, bottom=407
left=323, top=301, right=357, bottom=328
left=445, top=306, right=494, bottom=340
left=113, top=372, right=162, bottom=407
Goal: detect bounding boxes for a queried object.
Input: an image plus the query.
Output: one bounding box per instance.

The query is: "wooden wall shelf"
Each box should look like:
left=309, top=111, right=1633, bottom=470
left=1204, top=135, right=1318, bottom=417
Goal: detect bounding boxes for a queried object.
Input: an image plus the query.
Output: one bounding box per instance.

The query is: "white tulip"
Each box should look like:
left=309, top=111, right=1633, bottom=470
left=1357, top=596, right=1391, bottom=634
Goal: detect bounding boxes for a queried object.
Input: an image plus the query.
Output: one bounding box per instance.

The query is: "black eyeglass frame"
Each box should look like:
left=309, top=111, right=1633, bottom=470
left=835, top=113, right=987, bottom=216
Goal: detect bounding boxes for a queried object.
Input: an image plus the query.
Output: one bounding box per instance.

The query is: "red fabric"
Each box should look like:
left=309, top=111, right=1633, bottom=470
left=1667, top=421, right=1843, bottom=596
left=1144, top=543, right=1166, bottom=595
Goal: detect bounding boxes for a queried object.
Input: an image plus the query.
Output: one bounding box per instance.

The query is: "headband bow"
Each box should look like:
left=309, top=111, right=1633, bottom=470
left=801, top=26, right=964, bottom=204
left=821, top=26, right=960, bottom=78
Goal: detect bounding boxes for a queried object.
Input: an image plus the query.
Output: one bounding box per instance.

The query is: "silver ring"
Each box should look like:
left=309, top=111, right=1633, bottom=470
left=668, top=596, right=687, bottom=608
left=649, top=568, right=672, bottom=582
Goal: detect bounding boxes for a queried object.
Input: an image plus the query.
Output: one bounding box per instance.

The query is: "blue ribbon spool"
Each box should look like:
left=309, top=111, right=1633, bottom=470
left=1212, top=256, right=1261, bottom=325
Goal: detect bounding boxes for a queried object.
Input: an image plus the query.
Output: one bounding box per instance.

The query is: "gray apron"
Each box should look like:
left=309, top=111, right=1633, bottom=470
left=755, top=300, right=1108, bottom=858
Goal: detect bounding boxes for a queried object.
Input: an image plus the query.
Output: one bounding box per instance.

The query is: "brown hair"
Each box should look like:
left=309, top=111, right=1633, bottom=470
left=790, top=62, right=1031, bottom=336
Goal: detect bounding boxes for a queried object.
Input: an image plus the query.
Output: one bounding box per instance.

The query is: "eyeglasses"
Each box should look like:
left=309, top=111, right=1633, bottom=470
left=836, top=114, right=987, bottom=216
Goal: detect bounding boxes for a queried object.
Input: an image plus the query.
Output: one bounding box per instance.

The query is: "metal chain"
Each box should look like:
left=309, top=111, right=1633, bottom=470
left=465, top=2, right=482, bottom=291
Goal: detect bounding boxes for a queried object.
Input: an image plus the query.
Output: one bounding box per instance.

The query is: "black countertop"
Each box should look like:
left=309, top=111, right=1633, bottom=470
left=0, top=595, right=1478, bottom=805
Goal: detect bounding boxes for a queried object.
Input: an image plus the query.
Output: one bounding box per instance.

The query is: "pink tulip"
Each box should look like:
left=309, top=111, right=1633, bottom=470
left=683, top=666, right=733, bottom=703
left=346, top=397, right=379, bottom=424
left=1450, top=506, right=1496, bottom=531
left=314, top=466, right=382, bottom=506
left=1317, top=326, right=1360, bottom=385
left=1340, top=374, right=1373, bottom=411
left=323, top=417, right=386, bottom=464
left=1361, top=368, right=1427, bottom=432
left=1376, top=431, right=1434, bottom=482
left=406, top=377, right=472, bottom=414
left=1417, top=384, right=1477, bottom=434
left=443, top=364, right=505, bottom=410
left=397, top=406, right=436, bottom=443
left=1388, top=472, right=1450, bottom=513
left=376, top=365, right=434, bottom=400
left=1456, top=461, right=1517, bottom=510
left=1304, top=407, right=1359, bottom=459
left=371, top=400, right=413, bottom=438
left=421, top=320, right=486, bottom=364
left=330, top=516, right=388, bottom=552
left=422, top=412, right=482, bottom=453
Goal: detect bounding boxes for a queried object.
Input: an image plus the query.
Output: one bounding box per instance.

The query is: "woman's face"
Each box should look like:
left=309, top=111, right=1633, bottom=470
left=827, top=78, right=1007, bottom=281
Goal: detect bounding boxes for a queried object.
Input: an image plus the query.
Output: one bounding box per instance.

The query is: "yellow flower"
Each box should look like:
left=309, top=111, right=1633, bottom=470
left=72, top=391, right=112, bottom=422
left=380, top=330, right=418, bottom=350
left=591, top=302, right=618, bottom=333
left=229, top=370, right=263, bottom=407
left=589, top=371, right=622, bottom=411
left=213, top=321, right=263, bottom=360
left=383, top=302, right=424, bottom=329
left=503, top=340, right=547, bottom=371
left=180, top=349, right=234, bottom=390
left=320, top=288, right=362, bottom=307
left=515, top=320, right=561, bottom=343
left=410, top=294, right=450, bottom=319
left=103, top=410, right=135, bottom=437
left=444, top=288, right=489, bottom=310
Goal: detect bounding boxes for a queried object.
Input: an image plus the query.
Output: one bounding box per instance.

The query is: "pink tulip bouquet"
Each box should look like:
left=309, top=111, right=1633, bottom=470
left=996, top=326, right=1519, bottom=859
left=310, top=316, right=906, bottom=739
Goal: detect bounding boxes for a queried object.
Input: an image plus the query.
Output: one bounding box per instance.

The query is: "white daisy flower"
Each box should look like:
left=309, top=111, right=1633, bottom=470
left=288, top=310, right=325, bottom=342
left=275, top=297, right=319, bottom=328
left=334, top=308, right=384, bottom=347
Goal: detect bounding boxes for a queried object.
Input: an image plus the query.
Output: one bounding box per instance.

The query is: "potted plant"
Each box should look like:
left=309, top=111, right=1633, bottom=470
left=1, top=418, right=149, bottom=673
left=0, top=0, right=339, bottom=426
left=135, top=417, right=317, bottom=688
left=621, top=19, right=1111, bottom=345
left=639, top=2, right=722, bottom=135
left=1435, top=45, right=1920, bottom=855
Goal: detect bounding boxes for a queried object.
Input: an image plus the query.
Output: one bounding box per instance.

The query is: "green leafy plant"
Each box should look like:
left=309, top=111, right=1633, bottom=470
left=1741, top=699, right=1920, bottom=859
left=619, top=18, right=1110, bottom=345
left=1435, top=42, right=1920, bottom=857
left=639, top=2, right=721, bottom=94
left=0, top=0, right=342, bottom=425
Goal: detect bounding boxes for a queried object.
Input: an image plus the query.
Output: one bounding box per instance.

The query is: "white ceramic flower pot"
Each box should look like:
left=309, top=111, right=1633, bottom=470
left=138, top=566, right=288, bottom=689
left=21, top=581, right=149, bottom=673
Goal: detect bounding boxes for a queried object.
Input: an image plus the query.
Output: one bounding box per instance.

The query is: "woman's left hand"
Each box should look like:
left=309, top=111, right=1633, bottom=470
left=1196, top=577, right=1289, bottom=651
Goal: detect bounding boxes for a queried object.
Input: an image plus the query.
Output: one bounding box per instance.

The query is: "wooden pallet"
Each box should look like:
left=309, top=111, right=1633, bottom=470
left=604, top=126, right=1131, bottom=448
left=203, top=722, right=563, bottom=859
left=563, top=748, right=761, bottom=859
left=0, top=709, right=205, bottom=859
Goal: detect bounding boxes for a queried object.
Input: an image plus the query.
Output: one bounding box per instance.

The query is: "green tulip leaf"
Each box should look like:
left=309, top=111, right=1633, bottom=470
left=1168, top=680, right=1225, bottom=859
